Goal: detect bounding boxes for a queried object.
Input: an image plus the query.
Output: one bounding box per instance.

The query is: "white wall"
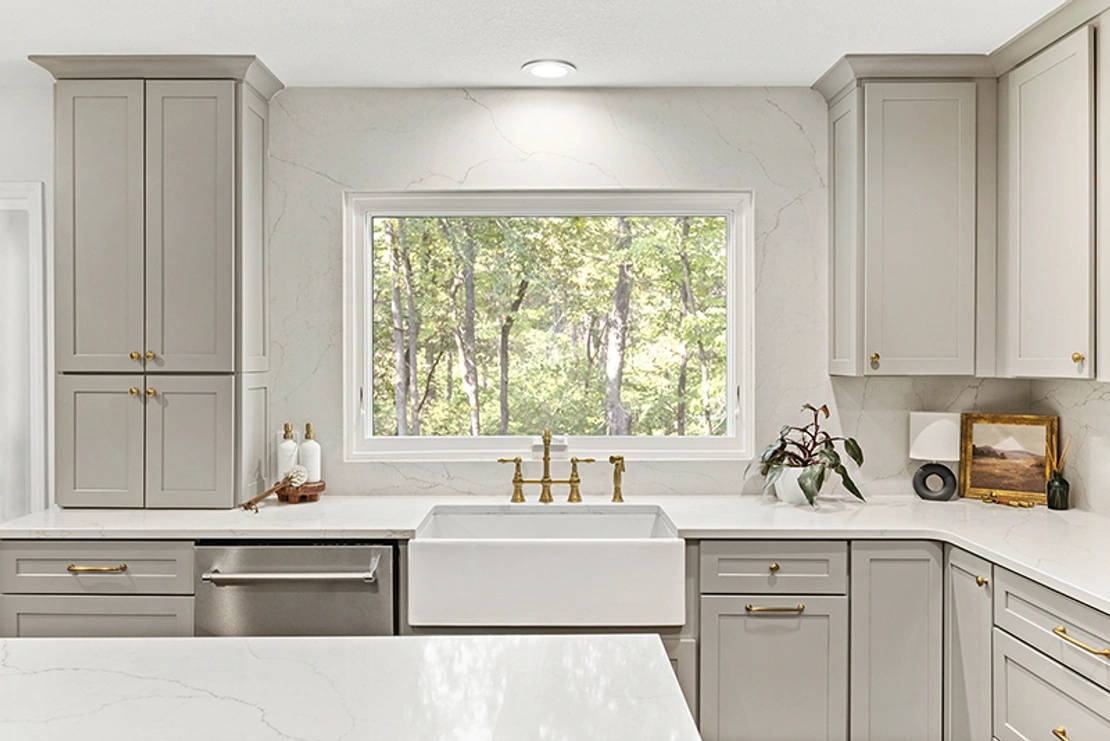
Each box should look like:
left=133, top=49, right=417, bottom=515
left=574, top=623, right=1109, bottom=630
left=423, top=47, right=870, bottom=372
left=0, top=84, right=53, bottom=520
left=267, top=86, right=1029, bottom=499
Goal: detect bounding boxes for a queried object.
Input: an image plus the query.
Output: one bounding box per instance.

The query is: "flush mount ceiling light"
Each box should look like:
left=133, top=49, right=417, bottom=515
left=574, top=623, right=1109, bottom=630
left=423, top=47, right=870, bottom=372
left=522, top=59, right=576, bottom=79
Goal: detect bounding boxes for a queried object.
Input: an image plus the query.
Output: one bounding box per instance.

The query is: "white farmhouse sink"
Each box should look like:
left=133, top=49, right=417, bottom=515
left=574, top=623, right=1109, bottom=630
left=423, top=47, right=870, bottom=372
left=407, top=504, right=685, bottom=627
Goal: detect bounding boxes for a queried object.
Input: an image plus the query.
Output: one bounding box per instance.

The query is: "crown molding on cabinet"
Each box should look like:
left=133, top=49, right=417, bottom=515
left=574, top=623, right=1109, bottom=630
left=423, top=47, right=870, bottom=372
left=989, top=0, right=1110, bottom=75
left=27, top=55, right=284, bottom=101
left=812, top=55, right=995, bottom=102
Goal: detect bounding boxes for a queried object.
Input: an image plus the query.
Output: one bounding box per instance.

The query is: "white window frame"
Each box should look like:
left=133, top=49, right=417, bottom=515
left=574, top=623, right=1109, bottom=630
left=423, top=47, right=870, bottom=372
left=342, top=190, right=754, bottom=462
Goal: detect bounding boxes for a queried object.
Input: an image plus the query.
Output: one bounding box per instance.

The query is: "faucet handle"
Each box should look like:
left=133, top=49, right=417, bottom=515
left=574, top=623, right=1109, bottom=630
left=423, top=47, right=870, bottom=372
left=498, top=457, right=525, bottom=503
left=609, top=455, right=626, bottom=503
left=567, top=457, right=596, bottom=503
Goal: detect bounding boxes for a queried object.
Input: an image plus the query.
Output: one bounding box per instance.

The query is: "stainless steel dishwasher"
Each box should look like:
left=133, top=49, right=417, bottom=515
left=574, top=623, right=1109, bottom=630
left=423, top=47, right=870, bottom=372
left=195, top=544, right=394, bottom=636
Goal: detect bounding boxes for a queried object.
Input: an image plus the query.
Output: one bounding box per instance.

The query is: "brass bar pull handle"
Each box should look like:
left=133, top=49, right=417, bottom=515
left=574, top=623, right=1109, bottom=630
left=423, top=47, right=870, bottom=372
left=67, top=563, right=128, bottom=574
left=976, top=575, right=989, bottom=588
left=1053, top=625, right=1110, bottom=657
left=745, top=603, right=805, bottom=614
left=1053, top=727, right=1070, bottom=741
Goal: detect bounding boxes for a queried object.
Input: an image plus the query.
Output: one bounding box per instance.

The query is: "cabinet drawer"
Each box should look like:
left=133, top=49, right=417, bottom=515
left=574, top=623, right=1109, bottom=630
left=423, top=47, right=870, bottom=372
left=700, top=541, right=848, bottom=594
left=0, top=594, right=193, bottom=637
left=0, top=541, right=194, bottom=595
left=995, top=567, right=1110, bottom=691
left=994, top=629, right=1110, bottom=741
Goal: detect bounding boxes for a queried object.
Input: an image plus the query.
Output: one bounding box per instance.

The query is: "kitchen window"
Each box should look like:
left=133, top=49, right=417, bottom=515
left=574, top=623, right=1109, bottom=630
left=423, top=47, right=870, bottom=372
left=343, top=191, right=753, bottom=461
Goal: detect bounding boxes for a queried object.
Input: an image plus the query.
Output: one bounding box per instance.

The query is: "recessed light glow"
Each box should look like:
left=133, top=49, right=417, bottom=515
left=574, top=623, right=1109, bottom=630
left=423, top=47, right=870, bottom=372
left=522, top=59, right=576, bottom=79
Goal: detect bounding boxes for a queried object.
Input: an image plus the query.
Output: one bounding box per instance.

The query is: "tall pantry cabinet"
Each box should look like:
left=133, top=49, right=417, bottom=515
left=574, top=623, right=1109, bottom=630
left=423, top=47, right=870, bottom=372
left=33, top=56, right=283, bottom=508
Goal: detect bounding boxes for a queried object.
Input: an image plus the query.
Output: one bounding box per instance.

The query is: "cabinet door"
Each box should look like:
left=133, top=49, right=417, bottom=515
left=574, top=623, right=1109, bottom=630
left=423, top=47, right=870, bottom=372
left=1000, top=26, right=1094, bottom=378
left=700, top=594, right=848, bottom=741
left=850, top=541, right=943, bottom=741
left=55, top=80, right=145, bottom=373
left=0, top=595, right=193, bottom=637
left=945, top=546, right=993, bottom=741
left=829, top=87, right=863, bottom=376
left=55, top=375, right=145, bottom=508
left=863, top=82, right=977, bottom=375
left=145, top=375, right=234, bottom=508
left=145, top=80, right=235, bottom=373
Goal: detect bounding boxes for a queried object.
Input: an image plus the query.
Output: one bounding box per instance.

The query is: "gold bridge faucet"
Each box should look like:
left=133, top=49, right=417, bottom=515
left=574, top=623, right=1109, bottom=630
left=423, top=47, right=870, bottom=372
left=499, top=428, right=594, bottom=503
left=498, top=429, right=626, bottom=503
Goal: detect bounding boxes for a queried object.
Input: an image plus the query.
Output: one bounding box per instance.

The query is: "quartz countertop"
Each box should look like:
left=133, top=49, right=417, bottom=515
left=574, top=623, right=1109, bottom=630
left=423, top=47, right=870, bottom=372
left=2, top=494, right=1109, bottom=614
left=0, top=634, right=698, bottom=741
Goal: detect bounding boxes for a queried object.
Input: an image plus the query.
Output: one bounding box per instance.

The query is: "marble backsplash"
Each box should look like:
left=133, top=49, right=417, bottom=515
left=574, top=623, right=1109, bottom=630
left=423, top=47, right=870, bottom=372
left=265, top=86, right=1039, bottom=502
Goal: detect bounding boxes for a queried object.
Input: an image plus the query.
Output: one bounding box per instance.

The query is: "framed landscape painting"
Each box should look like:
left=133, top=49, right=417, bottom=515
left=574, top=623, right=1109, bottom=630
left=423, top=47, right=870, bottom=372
left=959, top=413, right=1058, bottom=505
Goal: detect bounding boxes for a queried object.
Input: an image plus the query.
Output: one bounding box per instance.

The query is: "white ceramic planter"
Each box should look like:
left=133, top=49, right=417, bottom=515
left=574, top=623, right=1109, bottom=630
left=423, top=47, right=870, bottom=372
left=773, top=466, right=822, bottom=505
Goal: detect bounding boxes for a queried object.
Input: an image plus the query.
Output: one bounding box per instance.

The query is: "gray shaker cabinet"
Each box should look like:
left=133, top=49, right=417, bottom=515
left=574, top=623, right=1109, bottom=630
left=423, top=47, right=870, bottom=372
left=37, top=56, right=283, bottom=509
left=850, top=541, right=943, bottom=741
left=945, top=546, right=993, bottom=741
left=145, top=80, right=236, bottom=373
left=55, top=375, right=145, bottom=508
left=145, top=376, right=235, bottom=509
left=56, top=375, right=234, bottom=508
left=54, top=80, right=146, bottom=373
left=700, top=594, right=848, bottom=741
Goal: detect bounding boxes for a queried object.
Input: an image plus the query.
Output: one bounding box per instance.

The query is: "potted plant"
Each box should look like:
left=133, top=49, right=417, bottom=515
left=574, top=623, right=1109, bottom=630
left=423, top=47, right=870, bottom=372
left=748, top=403, right=865, bottom=505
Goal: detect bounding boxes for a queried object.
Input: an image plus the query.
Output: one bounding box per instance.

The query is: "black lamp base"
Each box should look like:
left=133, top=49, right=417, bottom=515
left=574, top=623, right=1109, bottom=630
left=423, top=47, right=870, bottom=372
left=913, top=462, right=957, bottom=501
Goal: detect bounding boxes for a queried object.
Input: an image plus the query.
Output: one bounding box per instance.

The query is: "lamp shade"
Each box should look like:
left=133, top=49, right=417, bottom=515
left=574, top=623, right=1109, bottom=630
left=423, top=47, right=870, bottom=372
left=909, top=412, right=961, bottom=462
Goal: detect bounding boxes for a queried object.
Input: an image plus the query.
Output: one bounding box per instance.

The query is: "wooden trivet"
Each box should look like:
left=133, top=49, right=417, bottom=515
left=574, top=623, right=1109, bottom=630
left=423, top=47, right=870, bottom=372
left=277, top=480, right=326, bottom=504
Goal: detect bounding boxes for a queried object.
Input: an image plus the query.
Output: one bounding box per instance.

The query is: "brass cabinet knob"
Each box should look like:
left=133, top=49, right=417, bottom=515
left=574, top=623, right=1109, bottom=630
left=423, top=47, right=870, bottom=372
left=870, top=352, right=880, bottom=364
left=976, top=575, right=989, bottom=588
left=1072, top=352, right=1085, bottom=364
left=769, top=562, right=780, bottom=573
left=129, top=351, right=141, bottom=361
left=145, top=350, right=156, bottom=360
left=128, top=387, right=139, bottom=397
left=145, top=388, right=156, bottom=397
left=1053, top=727, right=1070, bottom=741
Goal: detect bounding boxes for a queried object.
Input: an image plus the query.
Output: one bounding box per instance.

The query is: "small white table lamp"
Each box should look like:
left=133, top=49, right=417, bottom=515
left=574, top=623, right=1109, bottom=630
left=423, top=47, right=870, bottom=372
left=909, top=412, right=961, bottom=500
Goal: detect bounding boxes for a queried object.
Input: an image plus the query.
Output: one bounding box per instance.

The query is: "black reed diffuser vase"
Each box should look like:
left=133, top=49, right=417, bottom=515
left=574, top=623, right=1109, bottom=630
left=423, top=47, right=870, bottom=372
left=1046, top=437, right=1071, bottom=511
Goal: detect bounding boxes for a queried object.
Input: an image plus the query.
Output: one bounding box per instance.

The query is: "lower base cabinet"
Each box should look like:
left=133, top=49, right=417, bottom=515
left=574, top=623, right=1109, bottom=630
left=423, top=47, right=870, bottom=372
left=0, top=595, right=194, bottom=637
left=850, top=541, right=943, bottom=741
left=945, top=546, right=994, bottom=741
left=700, top=594, right=848, bottom=741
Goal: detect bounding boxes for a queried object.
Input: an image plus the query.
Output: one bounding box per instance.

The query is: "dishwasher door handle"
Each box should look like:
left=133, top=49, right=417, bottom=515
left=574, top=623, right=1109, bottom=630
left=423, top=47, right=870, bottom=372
left=202, top=555, right=380, bottom=585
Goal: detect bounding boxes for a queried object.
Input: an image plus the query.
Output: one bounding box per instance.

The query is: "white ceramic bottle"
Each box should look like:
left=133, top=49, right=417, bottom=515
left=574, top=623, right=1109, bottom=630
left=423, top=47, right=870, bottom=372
left=276, top=422, right=298, bottom=480
left=300, top=422, right=322, bottom=483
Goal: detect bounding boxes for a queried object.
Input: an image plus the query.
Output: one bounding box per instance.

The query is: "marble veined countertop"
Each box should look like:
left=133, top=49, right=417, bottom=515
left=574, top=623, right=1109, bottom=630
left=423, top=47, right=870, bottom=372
left=0, top=634, right=698, bottom=741
left=2, top=494, right=1109, bottom=614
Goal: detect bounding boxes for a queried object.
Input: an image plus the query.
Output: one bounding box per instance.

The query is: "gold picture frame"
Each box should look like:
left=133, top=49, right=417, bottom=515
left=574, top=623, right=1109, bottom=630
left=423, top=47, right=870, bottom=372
left=959, top=413, right=1059, bottom=505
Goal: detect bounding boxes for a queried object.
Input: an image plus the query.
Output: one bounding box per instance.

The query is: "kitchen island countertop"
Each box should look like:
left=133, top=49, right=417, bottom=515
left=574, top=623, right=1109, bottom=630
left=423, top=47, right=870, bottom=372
left=0, top=633, right=698, bottom=741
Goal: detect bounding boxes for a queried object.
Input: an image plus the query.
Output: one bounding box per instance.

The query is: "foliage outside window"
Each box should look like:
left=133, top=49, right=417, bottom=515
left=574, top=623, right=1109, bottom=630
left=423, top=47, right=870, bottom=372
left=344, top=192, right=753, bottom=461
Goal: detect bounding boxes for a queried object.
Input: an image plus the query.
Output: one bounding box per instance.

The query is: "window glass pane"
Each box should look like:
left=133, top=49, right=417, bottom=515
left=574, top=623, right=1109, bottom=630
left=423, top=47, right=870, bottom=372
left=370, top=215, right=728, bottom=437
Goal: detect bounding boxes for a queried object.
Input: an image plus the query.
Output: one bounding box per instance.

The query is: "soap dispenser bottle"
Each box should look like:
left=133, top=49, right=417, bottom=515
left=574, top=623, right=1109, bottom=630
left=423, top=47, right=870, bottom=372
left=276, top=423, right=298, bottom=480
left=301, top=423, right=322, bottom=483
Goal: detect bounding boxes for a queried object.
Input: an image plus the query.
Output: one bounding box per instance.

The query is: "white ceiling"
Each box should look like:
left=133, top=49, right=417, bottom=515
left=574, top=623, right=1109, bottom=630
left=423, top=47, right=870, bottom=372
left=1, top=0, right=1068, bottom=88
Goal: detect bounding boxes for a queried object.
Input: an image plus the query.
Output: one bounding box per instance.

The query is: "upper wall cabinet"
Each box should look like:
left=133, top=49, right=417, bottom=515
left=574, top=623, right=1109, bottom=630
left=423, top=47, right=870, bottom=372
left=828, top=79, right=981, bottom=376
left=48, top=59, right=278, bottom=376
left=998, top=27, right=1094, bottom=379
